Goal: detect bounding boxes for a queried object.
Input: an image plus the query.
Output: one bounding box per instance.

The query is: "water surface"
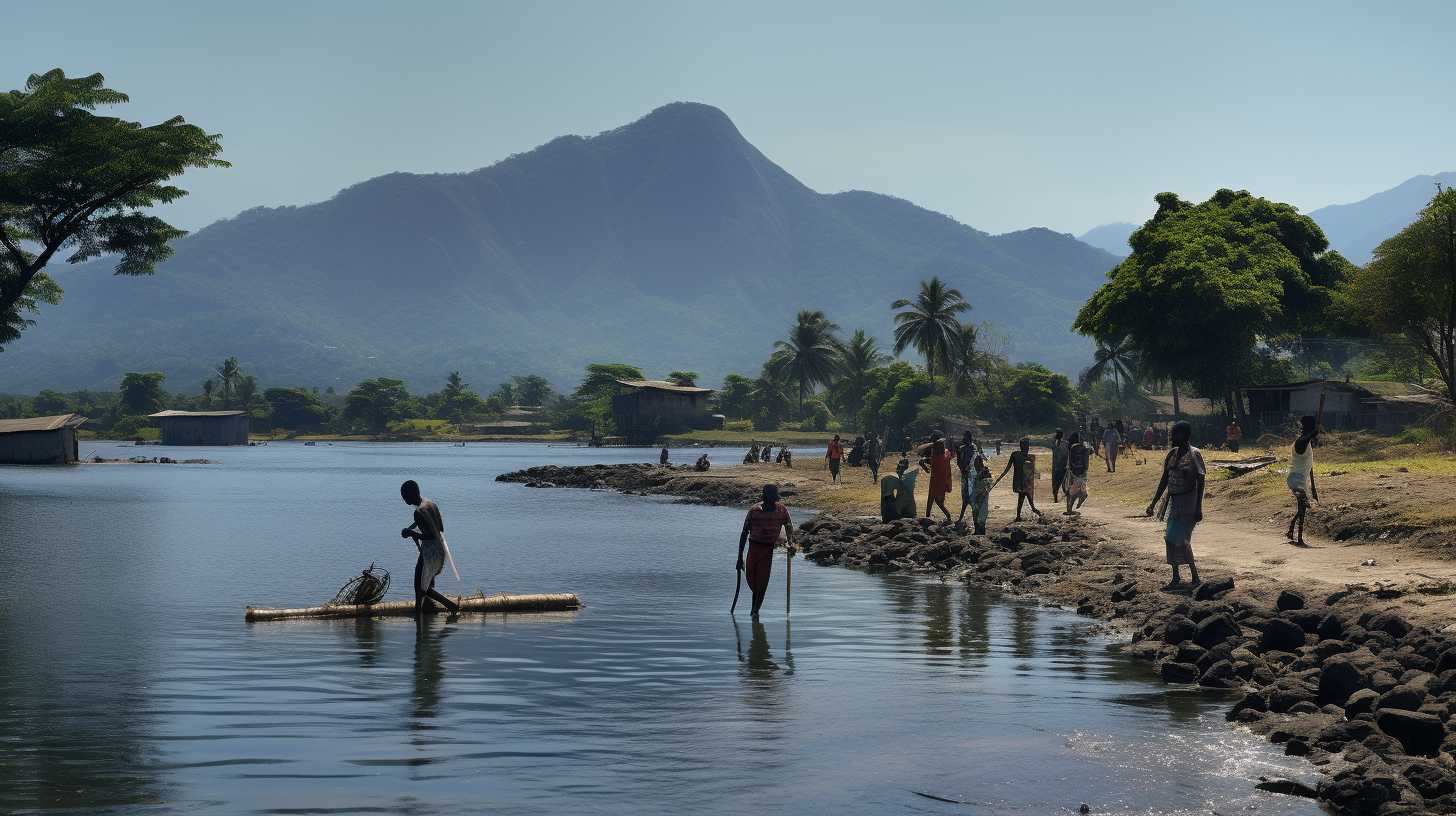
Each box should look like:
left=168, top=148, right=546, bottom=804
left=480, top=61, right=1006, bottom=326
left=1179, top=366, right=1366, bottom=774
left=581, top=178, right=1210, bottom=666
left=0, top=442, right=1319, bottom=814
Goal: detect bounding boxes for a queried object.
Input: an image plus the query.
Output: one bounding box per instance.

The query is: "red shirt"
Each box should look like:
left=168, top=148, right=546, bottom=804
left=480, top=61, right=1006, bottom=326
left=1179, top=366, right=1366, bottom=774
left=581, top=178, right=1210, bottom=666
left=826, top=440, right=843, bottom=460
left=745, top=501, right=791, bottom=546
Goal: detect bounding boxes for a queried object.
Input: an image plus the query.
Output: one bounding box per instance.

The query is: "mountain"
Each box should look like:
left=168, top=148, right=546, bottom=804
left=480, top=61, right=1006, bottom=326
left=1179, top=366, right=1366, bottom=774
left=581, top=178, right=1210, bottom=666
left=1076, top=222, right=1136, bottom=258
left=2, top=102, right=1119, bottom=394
left=1308, top=172, right=1456, bottom=264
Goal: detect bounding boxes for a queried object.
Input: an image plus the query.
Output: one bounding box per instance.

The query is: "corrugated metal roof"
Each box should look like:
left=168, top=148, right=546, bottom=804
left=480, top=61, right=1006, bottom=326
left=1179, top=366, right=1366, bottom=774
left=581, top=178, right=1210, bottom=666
left=616, top=379, right=714, bottom=394
left=0, top=413, right=89, bottom=434
left=148, top=410, right=249, bottom=418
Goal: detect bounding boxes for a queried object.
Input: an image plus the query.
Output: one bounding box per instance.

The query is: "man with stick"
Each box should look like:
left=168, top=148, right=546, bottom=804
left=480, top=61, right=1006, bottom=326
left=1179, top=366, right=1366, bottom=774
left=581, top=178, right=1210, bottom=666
left=735, top=484, right=795, bottom=618
left=400, top=480, right=461, bottom=616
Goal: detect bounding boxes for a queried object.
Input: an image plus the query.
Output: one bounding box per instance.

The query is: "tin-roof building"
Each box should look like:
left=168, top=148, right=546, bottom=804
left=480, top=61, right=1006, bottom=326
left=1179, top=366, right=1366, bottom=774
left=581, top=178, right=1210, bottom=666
left=611, top=379, right=719, bottom=442
left=0, top=414, right=88, bottom=464
left=1242, top=380, right=1444, bottom=434
left=149, top=410, right=251, bottom=446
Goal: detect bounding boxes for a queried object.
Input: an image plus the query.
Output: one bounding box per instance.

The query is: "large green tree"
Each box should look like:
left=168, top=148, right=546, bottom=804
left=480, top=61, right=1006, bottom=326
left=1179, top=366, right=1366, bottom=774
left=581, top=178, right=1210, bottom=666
left=434, top=371, right=487, bottom=423
left=769, top=310, right=842, bottom=415
left=892, top=277, right=969, bottom=382
left=717, top=373, right=754, bottom=419
left=1074, top=189, right=1350, bottom=416
left=510, top=374, right=553, bottom=406
left=118, top=372, right=165, bottom=415
left=264, top=387, right=332, bottom=430
left=0, top=70, right=227, bottom=346
left=1347, top=188, right=1456, bottom=403
left=343, top=378, right=413, bottom=433
left=829, top=329, right=888, bottom=420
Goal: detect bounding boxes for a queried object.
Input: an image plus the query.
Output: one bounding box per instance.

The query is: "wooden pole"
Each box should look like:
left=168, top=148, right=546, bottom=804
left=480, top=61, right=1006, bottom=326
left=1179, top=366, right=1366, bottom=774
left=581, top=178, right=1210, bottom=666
left=785, top=547, right=792, bottom=616
left=245, top=592, right=580, bottom=622
left=730, top=563, right=743, bottom=614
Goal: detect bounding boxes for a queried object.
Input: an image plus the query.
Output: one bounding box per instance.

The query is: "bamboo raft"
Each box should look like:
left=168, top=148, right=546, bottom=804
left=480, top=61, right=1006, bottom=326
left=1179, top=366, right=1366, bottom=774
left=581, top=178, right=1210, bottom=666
left=245, top=592, right=582, bottom=622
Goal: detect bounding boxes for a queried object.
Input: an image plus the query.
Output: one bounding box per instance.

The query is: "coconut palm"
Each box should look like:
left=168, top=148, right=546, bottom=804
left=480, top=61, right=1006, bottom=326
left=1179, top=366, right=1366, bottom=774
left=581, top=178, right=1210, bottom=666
left=750, top=366, right=794, bottom=430
left=892, top=277, right=970, bottom=382
left=215, top=357, right=241, bottom=407
left=1080, top=334, right=1140, bottom=411
left=948, top=322, right=982, bottom=396
left=769, top=310, right=842, bottom=415
left=835, top=329, right=888, bottom=420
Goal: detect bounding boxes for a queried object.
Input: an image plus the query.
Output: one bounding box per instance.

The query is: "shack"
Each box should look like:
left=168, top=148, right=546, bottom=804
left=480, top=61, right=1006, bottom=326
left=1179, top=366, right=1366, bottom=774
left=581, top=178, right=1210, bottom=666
left=1242, top=380, right=1444, bottom=434
left=0, top=414, right=88, bottom=464
left=149, top=410, right=251, bottom=445
left=611, top=379, right=718, bottom=442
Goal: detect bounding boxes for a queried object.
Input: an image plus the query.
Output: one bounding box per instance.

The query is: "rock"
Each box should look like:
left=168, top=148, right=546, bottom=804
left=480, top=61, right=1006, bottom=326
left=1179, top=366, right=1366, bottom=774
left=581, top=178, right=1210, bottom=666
left=1284, top=608, right=1326, bottom=635
left=1199, top=659, right=1235, bottom=687
left=1437, top=647, right=1456, bottom=675
left=1283, top=738, right=1311, bottom=755
left=1376, top=709, right=1446, bottom=757
left=1164, top=615, right=1197, bottom=644
left=1287, top=701, right=1320, bottom=715
left=1377, top=685, right=1427, bottom=712
left=1318, top=765, right=1398, bottom=812
left=1261, top=618, right=1307, bottom=652
left=1320, top=655, right=1367, bottom=706
left=1276, top=590, right=1306, bottom=611
left=1194, top=613, right=1241, bottom=649
left=1404, top=762, right=1456, bottom=798
left=1227, top=691, right=1268, bottom=721
left=1174, top=643, right=1208, bottom=665
left=1255, top=778, right=1318, bottom=798
left=1367, top=611, right=1414, bottom=640
left=1110, top=581, right=1138, bottom=602
left=1314, top=639, right=1355, bottom=661
left=1192, top=577, right=1234, bottom=600
left=1317, top=613, right=1346, bottom=641
left=1160, top=662, right=1199, bottom=684
left=1346, top=688, right=1380, bottom=718
left=1317, top=719, right=1377, bottom=751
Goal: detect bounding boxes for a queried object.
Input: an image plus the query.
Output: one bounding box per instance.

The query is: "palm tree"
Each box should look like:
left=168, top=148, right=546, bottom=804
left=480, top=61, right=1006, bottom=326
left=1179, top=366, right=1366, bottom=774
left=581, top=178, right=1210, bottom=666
left=836, top=329, right=887, bottom=420
left=769, top=310, right=842, bottom=416
left=892, top=277, right=969, bottom=382
left=948, top=322, right=981, bottom=396
left=1080, top=334, right=1140, bottom=412
left=215, top=357, right=241, bottom=407
left=750, top=366, right=794, bottom=430
left=202, top=379, right=215, bottom=406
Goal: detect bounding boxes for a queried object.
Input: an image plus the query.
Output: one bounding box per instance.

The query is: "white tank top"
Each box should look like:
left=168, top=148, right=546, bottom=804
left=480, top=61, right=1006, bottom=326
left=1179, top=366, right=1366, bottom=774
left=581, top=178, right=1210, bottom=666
left=1287, top=444, right=1313, bottom=491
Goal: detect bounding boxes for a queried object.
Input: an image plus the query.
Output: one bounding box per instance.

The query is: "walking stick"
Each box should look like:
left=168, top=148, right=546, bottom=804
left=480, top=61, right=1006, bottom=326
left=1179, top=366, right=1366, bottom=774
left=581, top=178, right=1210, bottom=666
left=730, top=561, right=743, bottom=614
left=785, top=545, right=792, bottom=616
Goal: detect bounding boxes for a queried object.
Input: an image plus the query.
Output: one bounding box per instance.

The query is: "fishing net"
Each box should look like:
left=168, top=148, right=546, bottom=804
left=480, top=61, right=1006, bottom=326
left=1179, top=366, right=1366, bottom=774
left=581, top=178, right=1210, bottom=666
left=329, top=562, right=391, bottom=606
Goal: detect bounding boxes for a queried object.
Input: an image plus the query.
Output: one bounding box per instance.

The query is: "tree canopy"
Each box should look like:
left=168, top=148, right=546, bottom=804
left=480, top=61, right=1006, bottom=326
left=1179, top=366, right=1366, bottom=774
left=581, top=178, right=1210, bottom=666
left=343, top=378, right=413, bottom=433
left=118, top=372, right=165, bottom=415
left=892, top=276, right=969, bottom=382
left=1074, top=189, right=1351, bottom=412
left=0, top=69, right=227, bottom=347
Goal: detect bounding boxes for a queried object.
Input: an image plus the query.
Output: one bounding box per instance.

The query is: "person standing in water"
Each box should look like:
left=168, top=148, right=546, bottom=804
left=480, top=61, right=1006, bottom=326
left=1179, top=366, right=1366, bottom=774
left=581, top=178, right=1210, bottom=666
left=1286, top=415, right=1319, bottom=546
left=825, top=434, right=844, bottom=484
left=400, top=480, right=461, bottom=616
left=736, top=484, right=795, bottom=618
left=660, top=446, right=670, bottom=465
left=923, top=438, right=954, bottom=522
left=994, top=437, right=1042, bottom=521
left=1146, top=421, right=1204, bottom=588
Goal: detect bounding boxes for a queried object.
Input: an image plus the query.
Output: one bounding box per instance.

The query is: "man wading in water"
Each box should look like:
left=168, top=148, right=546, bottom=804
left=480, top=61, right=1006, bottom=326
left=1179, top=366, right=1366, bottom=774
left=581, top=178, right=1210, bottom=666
left=400, top=480, right=461, bottom=615
left=1146, top=421, right=1204, bottom=589
left=737, top=484, right=795, bottom=618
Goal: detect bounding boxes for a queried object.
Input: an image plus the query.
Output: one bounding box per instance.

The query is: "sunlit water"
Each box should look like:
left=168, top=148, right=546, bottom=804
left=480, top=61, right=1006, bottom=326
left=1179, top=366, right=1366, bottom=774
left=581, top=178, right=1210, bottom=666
left=0, top=442, right=1319, bottom=815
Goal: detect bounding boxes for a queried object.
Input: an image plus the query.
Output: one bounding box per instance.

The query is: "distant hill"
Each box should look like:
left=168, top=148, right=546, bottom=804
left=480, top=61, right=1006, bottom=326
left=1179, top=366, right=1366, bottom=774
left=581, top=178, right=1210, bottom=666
left=3, top=102, right=1119, bottom=394
left=1307, top=172, right=1456, bottom=264
left=1076, top=222, right=1136, bottom=258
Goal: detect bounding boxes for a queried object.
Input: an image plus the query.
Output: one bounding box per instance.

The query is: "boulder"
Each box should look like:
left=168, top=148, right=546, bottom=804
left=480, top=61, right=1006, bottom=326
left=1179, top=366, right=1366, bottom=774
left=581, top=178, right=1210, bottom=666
left=1192, top=577, right=1234, bottom=600
left=1367, top=611, right=1414, bottom=640
left=1377, top=685, right=1427, bottom=712
left=1276, top=590, right=1306, bottom=611
left=1164, top=615, right=1197, bottom=644
left=1345, top=688, right=1380, bottom=719
left=1319, top=655, right=1367, bottom=706
left=1314, top=639, right=1355, bottom=661
left=1174, top=643, right=1208, bottom=665
left=1193, top=613, right=1241, bottom=649
left=1160, top=662, right=1199, bottom=684
left=1404, top=762, right=1456, bottom=798
left=1110, top=581, right=1138, bottom=603
left=1376, top=709, right=1446, bottom=757
left=1436, top=647, right=1456, bottom=675
left=1260, top=618, right=1307, bottom=652
left=1317, top=613, right=1346, bottom=641
left=1199, top=659, right=1235, bottom=687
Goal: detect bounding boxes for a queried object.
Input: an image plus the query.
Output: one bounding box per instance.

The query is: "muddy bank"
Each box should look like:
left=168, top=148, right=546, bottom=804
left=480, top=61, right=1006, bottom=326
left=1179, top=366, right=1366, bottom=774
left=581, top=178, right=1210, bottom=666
left=499, top=463, right=1456, bottom=814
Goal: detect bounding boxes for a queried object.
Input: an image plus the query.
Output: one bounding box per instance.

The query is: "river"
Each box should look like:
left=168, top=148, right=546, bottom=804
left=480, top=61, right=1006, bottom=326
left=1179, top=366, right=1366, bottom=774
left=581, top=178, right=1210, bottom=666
left=0, top=442, right=1319, bottom=814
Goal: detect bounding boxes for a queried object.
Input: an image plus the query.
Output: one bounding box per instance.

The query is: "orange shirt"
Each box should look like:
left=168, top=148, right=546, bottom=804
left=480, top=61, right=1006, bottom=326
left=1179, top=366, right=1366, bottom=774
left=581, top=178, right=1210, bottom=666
left=745, top=501, right=791, bottom=546
left=826, top=440, right=843, bottom=460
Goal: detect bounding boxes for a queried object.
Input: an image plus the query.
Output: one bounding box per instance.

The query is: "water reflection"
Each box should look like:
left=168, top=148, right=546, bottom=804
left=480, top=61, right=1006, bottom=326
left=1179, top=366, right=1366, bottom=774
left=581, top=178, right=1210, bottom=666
left=412, top=618, right=450, bottom=725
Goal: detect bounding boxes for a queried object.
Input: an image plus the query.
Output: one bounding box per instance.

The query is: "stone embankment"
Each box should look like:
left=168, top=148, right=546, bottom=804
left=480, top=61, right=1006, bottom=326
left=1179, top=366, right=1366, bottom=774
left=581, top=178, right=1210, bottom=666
left=500, top=463, right=1456, bottom=814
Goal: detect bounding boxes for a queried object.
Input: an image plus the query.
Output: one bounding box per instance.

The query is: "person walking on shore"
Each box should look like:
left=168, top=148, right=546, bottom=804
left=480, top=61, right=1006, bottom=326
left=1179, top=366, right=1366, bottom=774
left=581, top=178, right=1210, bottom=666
left=865, top=431, right=884, bottom=482
left=1102, top=422, right=1122, bottom=473
left=923, top=437, right=954, bottom=522
left=1090, top=418, right=1103, bottom=455
left=736, top=484, right=795, bottom=618
left=1146, top=421, right=1204, bottom=588
left=1286, top=415, right=1319, bottom=546
left=955, top=430, right=978, bottom=522
left=1226, top=419, right=1243, bottom=453
left=1064, top=432, right=1090, bottom=514
left=399, top=480, right=461, bottom=616
left=894, top=456, right=918, bottom=520
left=994, top=437, right=1042, bottom=521
left=825, top=434, right=844, bottom=484
left=1049, top=429, right=1068, bottom=503
left=963, top=454, right=993, bottom=533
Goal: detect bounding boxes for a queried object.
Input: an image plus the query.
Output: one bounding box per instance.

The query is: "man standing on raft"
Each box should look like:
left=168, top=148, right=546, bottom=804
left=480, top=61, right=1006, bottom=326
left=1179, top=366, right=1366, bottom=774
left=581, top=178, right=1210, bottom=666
left=400, top=480, right=461, bottom=616
left=736, top=484, right=795, bottom=618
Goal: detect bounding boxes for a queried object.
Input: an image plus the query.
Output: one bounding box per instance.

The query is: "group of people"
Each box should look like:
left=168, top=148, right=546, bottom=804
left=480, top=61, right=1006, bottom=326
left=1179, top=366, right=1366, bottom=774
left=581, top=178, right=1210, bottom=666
left=742, top=442, right=792, bottom=466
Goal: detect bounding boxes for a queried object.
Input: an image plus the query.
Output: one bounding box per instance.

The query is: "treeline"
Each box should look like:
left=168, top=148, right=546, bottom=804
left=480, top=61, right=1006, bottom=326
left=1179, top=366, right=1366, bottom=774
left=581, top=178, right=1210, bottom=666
left=712, top=277, right=1076, bottom=438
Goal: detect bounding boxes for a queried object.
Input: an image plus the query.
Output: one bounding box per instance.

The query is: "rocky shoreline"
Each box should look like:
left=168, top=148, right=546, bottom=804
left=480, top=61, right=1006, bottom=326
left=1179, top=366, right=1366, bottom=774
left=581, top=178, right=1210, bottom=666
left=499, top=464, right=1456, bottom=814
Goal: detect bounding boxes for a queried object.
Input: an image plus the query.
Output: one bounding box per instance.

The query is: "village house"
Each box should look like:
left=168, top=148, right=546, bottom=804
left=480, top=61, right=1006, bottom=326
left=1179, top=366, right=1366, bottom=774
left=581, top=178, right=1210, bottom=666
left=149, top=410, right=251, bottom=445
left=1242, top=379, right=1444, bottom=434
left=0, top=414, right=88, bottom=464
left=611, top=379, right=719, bottom=442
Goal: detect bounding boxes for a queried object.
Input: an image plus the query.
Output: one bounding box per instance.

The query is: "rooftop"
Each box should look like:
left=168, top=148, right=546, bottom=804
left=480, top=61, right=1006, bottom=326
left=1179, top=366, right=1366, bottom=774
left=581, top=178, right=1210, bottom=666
left=0, top=413, right=89, bottom=434
left=616, top=379, right=714, bottom=394
left=148, top=410, right=249, bottom=418
left=1241, top=379, right=1431, bottom=397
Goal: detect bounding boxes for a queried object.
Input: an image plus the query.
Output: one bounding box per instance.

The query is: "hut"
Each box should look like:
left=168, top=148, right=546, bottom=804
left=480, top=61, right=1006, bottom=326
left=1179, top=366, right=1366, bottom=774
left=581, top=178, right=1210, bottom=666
left=0, top=414, right=88, bottom=464
left=611, top=379, right=718, bottom=442
left=1242, top=380, right=1444, bottom=434
left=149, top=410, right=251, bottom=446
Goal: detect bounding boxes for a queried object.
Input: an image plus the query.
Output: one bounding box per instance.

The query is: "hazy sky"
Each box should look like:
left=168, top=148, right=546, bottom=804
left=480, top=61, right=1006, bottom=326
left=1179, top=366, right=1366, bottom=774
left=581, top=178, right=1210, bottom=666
left=7, top=1, right=1453, bottom=235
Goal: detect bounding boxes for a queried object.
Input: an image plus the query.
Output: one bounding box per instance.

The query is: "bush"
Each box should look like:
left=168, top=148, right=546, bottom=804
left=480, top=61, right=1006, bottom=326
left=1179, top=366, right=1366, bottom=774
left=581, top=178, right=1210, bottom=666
left=808, top=400, right=833, bottom=432
left=752, top=411, right=781, bottom=431
left=109, top=416, right=155, bottom=439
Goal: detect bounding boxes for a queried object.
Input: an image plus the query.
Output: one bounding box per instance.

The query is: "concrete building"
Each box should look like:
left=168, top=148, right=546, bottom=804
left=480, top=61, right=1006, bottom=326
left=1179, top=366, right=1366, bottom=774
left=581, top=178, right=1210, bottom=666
left=149, top=410, right=251, bottom=445
left=611, top=379, right=718, bottom=442
left=0, top=414, right=88, bottom=464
